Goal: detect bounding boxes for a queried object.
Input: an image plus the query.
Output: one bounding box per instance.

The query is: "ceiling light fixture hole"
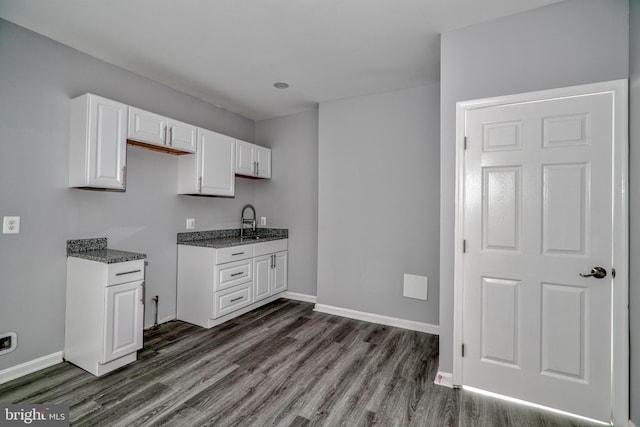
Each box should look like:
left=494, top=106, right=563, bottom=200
left=273, top=82, right=290, bottom=89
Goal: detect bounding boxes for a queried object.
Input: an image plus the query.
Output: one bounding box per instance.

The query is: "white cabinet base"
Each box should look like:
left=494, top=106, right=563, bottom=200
left=204, top=293, right=285, bottom=329
left=70, top=352, right=137, bottom=377
left=177, top=240, right=287, bottom=329
left=65, top=257, right=144, bottom=377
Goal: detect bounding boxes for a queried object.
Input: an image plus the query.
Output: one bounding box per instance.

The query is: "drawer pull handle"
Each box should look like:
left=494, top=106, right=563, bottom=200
left=231, top=252, right=245, bottom=256
left=230, top=296, right=243, bottom=302
left=116, top=269, right=141, bottom=276
left=230, top=272, right=244, bottom=277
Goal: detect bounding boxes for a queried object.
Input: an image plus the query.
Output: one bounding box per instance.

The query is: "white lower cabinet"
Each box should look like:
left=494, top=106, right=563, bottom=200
left=65, top=258, right=145, bottom=376
left=177, top=239, right=287, bottom=328
left=103, top=281, right=144, bottom=363
left=253, top=251, right=288, bottom=303
left=253, top=254, right=272, bottom=302
left=215, top=282, right=252, bottom=318
left=273, top=251, right=288, bottom=294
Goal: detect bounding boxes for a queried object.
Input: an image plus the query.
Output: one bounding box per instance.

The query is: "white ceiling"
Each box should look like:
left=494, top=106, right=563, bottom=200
left=0, top=0, right=562, bottom=121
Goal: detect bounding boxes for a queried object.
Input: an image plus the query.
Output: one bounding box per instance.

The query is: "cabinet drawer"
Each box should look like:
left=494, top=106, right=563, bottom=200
left=216, top=259, right=252, bottom=291
left=107, top=260, right=145, bottom=286
left=215, top=245, right=254, bottom=264
left=254, top=239, right=287, bottom=257
left=215, top=283, right=252, bottom=318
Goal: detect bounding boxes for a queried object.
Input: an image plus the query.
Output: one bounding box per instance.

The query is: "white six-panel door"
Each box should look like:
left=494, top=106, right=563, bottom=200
left=456, top=81, right=628, bottom=424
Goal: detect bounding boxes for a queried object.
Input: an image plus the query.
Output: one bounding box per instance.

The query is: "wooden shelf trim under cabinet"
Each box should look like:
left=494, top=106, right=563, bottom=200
left=127, top=139, right=192, bottom=155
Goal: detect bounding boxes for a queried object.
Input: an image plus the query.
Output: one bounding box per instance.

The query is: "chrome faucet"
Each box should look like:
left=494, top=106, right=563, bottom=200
left=240, top=204, right=256, bottom=239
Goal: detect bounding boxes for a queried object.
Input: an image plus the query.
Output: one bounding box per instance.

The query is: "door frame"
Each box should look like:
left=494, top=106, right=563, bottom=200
left=452, top=79, right=629, bottom=425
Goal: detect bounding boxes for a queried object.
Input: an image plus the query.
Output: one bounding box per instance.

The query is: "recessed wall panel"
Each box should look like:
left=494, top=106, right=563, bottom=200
left=483, top=121, right=522, bottom=152
left=481, top=277, right=519, bottom=367
left=541, top=283, right=586, bottom=381
left=543, top=113, right=589, bottom=147
left=482, top=167, right=521, bottom=251
left=542, top=163, right=588, bottom=255
left=96, top=104, right=120, bottom=181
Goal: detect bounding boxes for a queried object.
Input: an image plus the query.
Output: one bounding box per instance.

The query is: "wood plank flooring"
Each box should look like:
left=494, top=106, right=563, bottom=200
left=0, top=299, right=602, bottom=426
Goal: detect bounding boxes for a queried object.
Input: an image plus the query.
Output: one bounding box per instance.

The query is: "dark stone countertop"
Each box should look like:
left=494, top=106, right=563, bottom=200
left=177, top=228, right=288, bottom=249
left=67, top=238, right=146, bottom=264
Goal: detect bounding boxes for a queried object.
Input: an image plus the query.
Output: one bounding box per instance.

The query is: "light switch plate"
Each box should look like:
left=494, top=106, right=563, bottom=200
left=260, top=217, right=267, bottom=226
left=3, top=216, right=20, bottom=234
left=186, top=218, right=195, bottom=230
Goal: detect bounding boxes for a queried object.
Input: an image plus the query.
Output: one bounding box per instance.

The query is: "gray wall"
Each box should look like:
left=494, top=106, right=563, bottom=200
left=629, top=0, right=639, bottom=424
left=254, top=109, right=319, bottom=297
left=0, top=18, right=257, bottom=371
left=317, top=84, right=440, bottom=325
left=438, top=0, right=629, bottom=374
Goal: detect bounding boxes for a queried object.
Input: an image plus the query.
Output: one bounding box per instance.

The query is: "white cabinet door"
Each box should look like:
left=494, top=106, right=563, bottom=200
left=102, top=280, right=144, bottom=363
left=128, top=107, right=167, bottom=147
left=235, top=140, right=271, bottom=178
left=255, top=145, right=272, bottom=178
left=128, top=109, right=196, bottom=153
left=167, top=118, right=197, bottom=153
left=70, top=94, right=127, bottom=189
left=90, top=97, right=128, bottom=189
left=272, top=252, right=288, bottom=294
left=235, top=139, right=254, bottom=176
left=254, top=254, right=272, bottom=302
left=198, top=129, right=235, bottom=196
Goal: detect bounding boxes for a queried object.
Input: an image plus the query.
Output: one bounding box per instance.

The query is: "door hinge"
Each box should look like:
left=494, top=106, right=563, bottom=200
left=463, top=136, right=468, bottom=150
left=461, top=344, right=465, bottom=357
left=462, top=240, right=467, bottom=253
left=612, top=268, right=616, bottom=278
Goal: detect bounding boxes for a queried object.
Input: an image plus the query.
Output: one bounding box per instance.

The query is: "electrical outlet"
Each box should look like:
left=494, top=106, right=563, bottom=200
left=2, top=216, right=20, bottom=234
left=0, top=332, right=17, bottom=355
left=186, top=218, right=195, bottom=230
left=260, top=216, right=267, bottom=226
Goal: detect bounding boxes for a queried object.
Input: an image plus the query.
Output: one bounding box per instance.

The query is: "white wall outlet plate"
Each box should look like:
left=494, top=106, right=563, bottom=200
left=0, top=332, right=17, bottom=355
left=186, top=218, right=195, bottom=230
left=2, top=216, right=20, bottom=234
left=403, top=274, right=428, bottom=300
left=260, top=216, right=267, bottom=226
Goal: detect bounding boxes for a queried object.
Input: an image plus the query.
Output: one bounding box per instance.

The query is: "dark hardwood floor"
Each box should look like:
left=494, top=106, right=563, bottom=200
left=0, top=299, right=601, bottom=426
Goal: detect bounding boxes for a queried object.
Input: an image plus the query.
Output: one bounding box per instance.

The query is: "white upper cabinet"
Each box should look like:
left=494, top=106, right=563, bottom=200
left=178, top=128, right=235, bottom=196
left=128, top=107, right=166, bottom=146
left=235, top=140, right=271, bottom=179
left=128, top=107, right=196, bottom=153
left=167, top=118, right=197, bottom=152
left=69, top=93, right=127, bottom=190
left=254, top=145, right=271, bottom=178
left=236, top=140, right=254, bottom=176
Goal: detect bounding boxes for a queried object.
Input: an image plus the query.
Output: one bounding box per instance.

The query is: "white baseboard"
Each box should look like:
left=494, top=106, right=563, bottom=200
left=434, top=370, right=454, bottom=388
left=145, top=314, right=177, bottom=330
left=158, top=314, right=176, bottom=324
left=313, top=303, right=439, bottom=335
left=281, top=291, right=317, bottom=303
left=0, top=351, right=63, bottom=385
left=629, top=420, right=638, bottom=427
